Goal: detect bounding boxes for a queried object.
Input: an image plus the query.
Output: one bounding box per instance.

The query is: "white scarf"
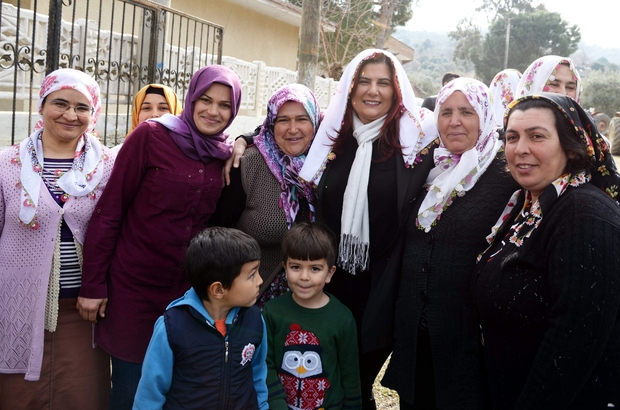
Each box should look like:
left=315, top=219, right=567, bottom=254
left=300, top=49, right=438, bottom=185
left=338, top=114, right=385, bottom=273
left=489, top=69, right=522, bottom=122
left=417, top=78, right=502, bottom=232
left=18, top=68, right=103, bottom=227
left=18, top=130, right=105, bottom=227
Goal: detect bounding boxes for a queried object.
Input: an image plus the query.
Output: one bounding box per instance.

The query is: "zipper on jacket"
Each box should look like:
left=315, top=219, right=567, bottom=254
left=225, top=341, right=229, bottom=363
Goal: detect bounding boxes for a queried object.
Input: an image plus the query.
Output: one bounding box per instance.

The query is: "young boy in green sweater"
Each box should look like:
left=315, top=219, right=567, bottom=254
left=262, top=222, right=362, bottom=410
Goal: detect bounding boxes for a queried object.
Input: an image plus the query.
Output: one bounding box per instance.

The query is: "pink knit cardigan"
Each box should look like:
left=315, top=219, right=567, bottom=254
left=0, top=144, right=116, bottom=381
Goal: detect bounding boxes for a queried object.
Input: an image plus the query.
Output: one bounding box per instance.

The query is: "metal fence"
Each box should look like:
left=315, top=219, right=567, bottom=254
left=1, top=0, right=223, bottom=145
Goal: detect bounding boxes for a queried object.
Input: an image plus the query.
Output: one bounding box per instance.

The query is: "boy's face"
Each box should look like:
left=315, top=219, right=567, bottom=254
left=284, top=257, right=336, bottom=309
left=226, top=260, right=263, bottom=307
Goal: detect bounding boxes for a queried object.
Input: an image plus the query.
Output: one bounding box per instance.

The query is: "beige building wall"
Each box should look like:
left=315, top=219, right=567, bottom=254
left=172, top=0, right=300, bottom=71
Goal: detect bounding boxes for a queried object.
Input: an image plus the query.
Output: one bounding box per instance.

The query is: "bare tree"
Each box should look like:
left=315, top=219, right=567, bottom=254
left=319, top=0, right=377, bottom=79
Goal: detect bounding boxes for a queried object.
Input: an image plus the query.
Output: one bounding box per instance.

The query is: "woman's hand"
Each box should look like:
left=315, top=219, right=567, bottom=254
left=76, top=297, right=108, bottom=323
left=222, top=138, right=247, bottom=186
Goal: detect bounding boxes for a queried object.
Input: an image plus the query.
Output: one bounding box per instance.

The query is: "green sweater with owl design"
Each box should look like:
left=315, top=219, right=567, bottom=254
left=263, top=292, right=361, bottom=410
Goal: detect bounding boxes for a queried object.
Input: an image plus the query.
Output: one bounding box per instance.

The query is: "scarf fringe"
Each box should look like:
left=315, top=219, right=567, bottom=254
left=338, top=233, right=369, bottom=275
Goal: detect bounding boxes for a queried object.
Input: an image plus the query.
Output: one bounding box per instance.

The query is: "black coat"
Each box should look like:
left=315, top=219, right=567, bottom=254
left=383, top=154, right=519, bottom=408
left=475, top=183, right=620, bottom=409
left=317, top=137, right=438, bottom=353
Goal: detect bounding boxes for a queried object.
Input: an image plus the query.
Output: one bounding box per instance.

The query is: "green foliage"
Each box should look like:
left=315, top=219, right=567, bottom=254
left=581, top=71, right=620, bottom=117
left=473, top=6, right=581, bottom=83
left=389, top=0, right=415, bottom=28
left=393, top=30, right=475, bottom=95
left=449, top=18, right=483, bottom=67
left=476, top=0, right=534, bottom=15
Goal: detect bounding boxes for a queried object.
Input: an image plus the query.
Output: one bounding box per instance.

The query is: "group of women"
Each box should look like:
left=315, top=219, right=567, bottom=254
left=1, top=50, right=619, bottom=410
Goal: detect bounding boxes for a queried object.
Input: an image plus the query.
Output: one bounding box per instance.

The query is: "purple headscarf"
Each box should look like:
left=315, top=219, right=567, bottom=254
left=254, top=84, right=320, bottom=228
left=154, top=65, right=242, bottom=163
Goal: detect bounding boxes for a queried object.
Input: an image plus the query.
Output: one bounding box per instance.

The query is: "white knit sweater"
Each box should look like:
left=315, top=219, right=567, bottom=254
left=0, top=144, right=115, bottom=381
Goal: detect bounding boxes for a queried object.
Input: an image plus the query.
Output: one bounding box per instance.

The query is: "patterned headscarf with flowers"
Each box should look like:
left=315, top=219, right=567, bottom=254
left=489, top=68, right=522, bottom=122
left=254, top=84, right=320, bottom=228
left=18, top=68, right=105, bottom=229
left=417, top=77, right=503, bottom=232
left=480, top=92, right=620, bottom=251
left=516, top=55, right=582, bottom=102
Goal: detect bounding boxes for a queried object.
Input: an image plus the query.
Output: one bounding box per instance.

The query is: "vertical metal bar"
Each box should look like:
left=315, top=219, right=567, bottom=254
left=198, top=23, right=205, bottom=68
left=147, top=8, right=160, bottom=84
left=68, top=0, right=78, bottom=67
left=46, top=0, right=62, bottom=74
left=102, top=0, right=116, bottom=144
left=10, top=0, right=23, bottom=145
left=216, top=27, right=223, bottom=64
left=82, top=0, right=90, bottom=71
left=94, top=0, right=104, bottom=81
left=125, top=3, right=138, bottom=136
left=167, top=12, right=176, bottom=86
left=27, top=0, right=42, bottom=139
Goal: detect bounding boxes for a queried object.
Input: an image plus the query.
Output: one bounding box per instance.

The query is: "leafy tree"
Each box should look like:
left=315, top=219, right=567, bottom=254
left=393, top=30, right=475, bottom=93
left=474, top=6, right=581, bottom=83
left=449, top=18, right=483, bottom=67
left=581, top=70, right=620, bottom=116
left=476, top=0, right=534, bottom=15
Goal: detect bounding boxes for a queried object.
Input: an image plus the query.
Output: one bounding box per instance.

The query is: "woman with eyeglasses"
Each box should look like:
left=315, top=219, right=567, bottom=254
left=0, top=68, right=115, bottom=409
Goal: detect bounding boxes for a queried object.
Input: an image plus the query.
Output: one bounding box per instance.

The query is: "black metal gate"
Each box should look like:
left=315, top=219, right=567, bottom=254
left=1, top=0, right=223, bottom=145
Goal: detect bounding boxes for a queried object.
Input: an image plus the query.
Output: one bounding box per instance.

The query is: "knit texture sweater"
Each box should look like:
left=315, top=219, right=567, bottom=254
left=474, top=183, right=620, bottom=409
left=210, top=146, right=310, bottom=298
left=0, top=144, right=115, bottom=381
left=382, top=154, right=519, bottom=408
left=263, top=292, right=362, bottom=410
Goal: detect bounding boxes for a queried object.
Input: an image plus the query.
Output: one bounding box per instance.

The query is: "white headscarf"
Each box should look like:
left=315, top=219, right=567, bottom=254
left=489, top=68, right=522, bottom=122
left=417, top=77, right=502, bottom=232
left=299, top=49, right=439, bottom=273
left=515, top=55, right=582, bottom=102
left=18, top=68, right=105, bottom=228
left=300, top=49, right=438, bottom=183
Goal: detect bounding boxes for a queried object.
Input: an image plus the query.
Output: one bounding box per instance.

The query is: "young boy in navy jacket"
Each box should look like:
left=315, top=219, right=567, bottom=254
left=133, top=227, right=268, bottom=410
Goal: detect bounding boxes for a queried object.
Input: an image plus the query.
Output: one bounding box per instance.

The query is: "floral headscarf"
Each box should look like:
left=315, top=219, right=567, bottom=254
left=481, top=92, right=620, bottom=250
left=127, top=84, right=182, bottom=137
left=489, top=69, right=522, bottom=122
left=417, top=77, right=503, bottom=232
left=516, top=55, right=582, bottom=102
left=18, top=68, right=105, bottom=229
left=154, top=65, right=241, bottom=163
left=254, top=84, right=320, bottom=228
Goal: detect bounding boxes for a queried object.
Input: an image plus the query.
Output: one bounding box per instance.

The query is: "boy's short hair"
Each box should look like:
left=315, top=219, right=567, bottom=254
left=281, top=222, right=337, bottom=267
left=186, top=227, right=261, bottom=301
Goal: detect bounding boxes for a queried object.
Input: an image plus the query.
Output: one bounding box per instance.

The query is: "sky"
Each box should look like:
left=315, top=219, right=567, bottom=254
left=405, top=0, right=615, bottom=49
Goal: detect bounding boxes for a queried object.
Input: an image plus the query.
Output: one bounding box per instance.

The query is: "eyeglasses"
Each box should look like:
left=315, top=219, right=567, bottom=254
left=45, top=98, right=94, bottom=118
